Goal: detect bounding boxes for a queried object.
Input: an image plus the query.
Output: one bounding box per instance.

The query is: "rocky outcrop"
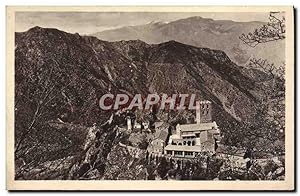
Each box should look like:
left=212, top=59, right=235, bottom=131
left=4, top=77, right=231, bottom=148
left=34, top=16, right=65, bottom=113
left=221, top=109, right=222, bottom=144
left=103, top=144, right=147, bottom=180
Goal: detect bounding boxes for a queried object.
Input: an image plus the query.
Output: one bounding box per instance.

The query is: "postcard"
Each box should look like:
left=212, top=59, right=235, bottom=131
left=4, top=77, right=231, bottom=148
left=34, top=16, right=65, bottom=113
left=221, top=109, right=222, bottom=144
left=6, top=6, right=294, bottom=191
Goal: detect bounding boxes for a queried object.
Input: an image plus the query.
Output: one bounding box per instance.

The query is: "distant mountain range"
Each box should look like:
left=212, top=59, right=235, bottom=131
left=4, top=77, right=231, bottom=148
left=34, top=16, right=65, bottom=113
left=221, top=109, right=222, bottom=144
left=92, top=16, right=285, bottom=67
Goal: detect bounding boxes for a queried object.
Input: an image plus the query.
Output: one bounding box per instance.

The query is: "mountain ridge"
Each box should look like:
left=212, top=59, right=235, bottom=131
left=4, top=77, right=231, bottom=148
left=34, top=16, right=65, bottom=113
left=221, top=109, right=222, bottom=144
left=15, top=26, right=263, bottom=148
left=92, top=16, right=284, bottom=67
left=14, top=26, right=278, bottom=180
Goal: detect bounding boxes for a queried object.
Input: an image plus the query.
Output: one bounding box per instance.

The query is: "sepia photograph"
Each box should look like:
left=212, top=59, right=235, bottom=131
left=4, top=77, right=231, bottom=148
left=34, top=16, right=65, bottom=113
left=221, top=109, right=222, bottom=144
left=6, top=6, right=295, bottom=191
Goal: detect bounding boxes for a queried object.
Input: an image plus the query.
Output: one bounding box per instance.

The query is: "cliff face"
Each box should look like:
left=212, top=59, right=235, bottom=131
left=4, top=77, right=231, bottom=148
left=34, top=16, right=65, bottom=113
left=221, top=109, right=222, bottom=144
left=14, top=27, right=272, bottom=180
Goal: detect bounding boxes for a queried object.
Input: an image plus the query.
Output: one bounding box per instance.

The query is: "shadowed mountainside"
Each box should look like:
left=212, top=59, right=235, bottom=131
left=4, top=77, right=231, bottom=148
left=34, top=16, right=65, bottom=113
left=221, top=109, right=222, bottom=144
left=14, top=26, right=277, bottom=180
left=15, top=26, right=261, bottom=129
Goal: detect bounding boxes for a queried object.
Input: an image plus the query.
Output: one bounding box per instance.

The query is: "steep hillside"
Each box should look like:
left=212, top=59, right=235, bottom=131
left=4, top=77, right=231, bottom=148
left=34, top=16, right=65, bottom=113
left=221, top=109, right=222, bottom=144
left=14, top=26, right=270, bottom=180
left=15, top=27, right=260, bottom=129
left=110, top=39, right=258, bottom=121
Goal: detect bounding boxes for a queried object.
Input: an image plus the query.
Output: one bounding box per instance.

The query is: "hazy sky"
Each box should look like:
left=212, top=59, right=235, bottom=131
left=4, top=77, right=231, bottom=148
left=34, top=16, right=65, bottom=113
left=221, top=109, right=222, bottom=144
left=15, top=12, right=270, bottom=35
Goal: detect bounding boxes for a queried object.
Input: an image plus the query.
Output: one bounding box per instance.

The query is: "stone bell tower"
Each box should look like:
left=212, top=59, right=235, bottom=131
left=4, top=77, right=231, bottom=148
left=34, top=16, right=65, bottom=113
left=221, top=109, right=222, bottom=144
left=196, top=100, right=212, bottom=123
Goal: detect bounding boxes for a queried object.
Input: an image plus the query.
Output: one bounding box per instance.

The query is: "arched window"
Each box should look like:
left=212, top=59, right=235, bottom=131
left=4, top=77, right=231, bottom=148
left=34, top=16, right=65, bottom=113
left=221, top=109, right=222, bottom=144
left=192, top=141, right=195, bottom=146
left=183, top=141, right=186, bottom=145
left=187, top=141, right=191, bottom=146
left=178, top=143, right=182, bottom=146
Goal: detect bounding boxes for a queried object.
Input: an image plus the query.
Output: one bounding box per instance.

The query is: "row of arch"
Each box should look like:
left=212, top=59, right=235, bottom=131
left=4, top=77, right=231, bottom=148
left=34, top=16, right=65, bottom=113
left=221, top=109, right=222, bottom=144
left=171, top=140, right=196, bottom=146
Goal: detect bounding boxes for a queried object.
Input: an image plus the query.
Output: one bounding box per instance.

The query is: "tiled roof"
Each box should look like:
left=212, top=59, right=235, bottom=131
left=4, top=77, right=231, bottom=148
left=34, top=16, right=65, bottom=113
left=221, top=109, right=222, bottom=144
left=157, top=130, right=169, bottom=142
left=179, top=121, right=218, bottom=132
left=154, top=122, right=169, bottom=142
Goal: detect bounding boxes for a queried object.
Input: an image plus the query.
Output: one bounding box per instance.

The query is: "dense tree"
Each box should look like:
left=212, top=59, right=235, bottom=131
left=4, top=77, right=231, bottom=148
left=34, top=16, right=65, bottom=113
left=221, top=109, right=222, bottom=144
left=236, top=11, right=286, bottom=156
